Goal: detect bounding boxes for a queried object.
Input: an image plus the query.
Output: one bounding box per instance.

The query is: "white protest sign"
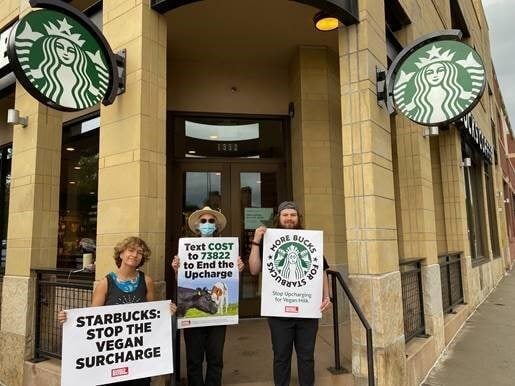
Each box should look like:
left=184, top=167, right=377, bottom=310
left=261, top=229, right=324, bottom=318
left=178, top=237, right=239, bottom=329
left=61, top=300, right=173, bottom=386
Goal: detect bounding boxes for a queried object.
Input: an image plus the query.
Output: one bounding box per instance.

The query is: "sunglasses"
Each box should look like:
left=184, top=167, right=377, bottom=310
left=200, top=218, right=216, bottom=224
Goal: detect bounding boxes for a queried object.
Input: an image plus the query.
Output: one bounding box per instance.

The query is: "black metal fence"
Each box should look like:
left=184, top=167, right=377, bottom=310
left=34, top=269, right=94, bottom=359
left=439, top=253, right=464, bottom=314
left=400, top=260, right=425, bottom=342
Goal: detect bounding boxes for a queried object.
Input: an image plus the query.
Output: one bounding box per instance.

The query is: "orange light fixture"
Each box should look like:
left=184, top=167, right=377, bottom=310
left=314, top=11, right=339, bottom=31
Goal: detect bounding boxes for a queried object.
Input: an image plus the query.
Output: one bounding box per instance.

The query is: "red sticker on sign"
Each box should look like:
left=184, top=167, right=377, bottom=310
left=111, top=367, right=129, bottom=377
left=285, top=306, right=299, bottom=313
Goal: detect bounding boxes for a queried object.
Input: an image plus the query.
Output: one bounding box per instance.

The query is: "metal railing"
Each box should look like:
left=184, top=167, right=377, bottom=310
left=0, top=267, right=4, bottom=321
left=34, top=268, right=94, bottom=359
left=400, top=260, right=425, bottom=342
left=326, top=269, right=375, bottom=386
left=439, top=252, right=464, bottom=314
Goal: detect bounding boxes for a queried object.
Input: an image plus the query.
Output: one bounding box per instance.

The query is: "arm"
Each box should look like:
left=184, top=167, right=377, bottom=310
left=237, top=256, right=245, bottom=272
left=320, top=271, right=332, bottom=312
left=145, top=274, right=155, bottom=302
left=91, top=277, right=108, bottom=307
left=248, top=226, right=266, bottom=275
left=171, top=255, right=180, bottom=274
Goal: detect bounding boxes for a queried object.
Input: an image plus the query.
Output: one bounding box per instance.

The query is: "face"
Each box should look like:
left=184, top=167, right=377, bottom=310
left=119, top=245, right=143, bottom=267
left=197, top=214, right=218, bottom=236
left=55, top=38, right=76, bottom=65
left=425, top=63, right=445, bottom=86
left=199, top=214, right=217, bottom=226
left=279, top=209, right=299, bottom=229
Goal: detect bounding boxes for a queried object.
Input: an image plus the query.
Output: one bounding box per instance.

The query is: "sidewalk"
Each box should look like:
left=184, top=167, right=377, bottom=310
left=423, top=270, right=515, bottom=386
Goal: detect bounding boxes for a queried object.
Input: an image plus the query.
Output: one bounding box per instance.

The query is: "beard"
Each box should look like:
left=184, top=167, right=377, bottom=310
left=280, top=221, right=300, bottom=229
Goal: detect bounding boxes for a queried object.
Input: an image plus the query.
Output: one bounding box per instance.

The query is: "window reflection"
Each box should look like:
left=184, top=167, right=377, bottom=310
left=174, top=116, right=285, bottom=159
left=58, top=115, right=99, bottom=268
left=181, top=171, right=222, bottom=236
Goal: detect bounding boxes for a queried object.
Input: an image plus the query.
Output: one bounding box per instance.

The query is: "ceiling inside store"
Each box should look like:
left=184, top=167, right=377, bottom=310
left=166, top=0, right=339, bottom=65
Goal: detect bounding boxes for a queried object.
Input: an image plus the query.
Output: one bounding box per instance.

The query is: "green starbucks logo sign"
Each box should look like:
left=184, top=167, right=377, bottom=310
left=393, top=40, right=485, bottom=126
left=8, top=8, right=113, bottom=111
left=273, top=242, right=312, bottom=282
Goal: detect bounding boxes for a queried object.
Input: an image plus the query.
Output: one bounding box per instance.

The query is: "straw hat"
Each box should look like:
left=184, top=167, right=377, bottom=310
left=187, top=206, right=227, bottom=234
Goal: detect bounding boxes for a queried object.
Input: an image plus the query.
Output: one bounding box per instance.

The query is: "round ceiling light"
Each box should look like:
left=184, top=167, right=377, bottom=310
left=314, top=11, right=339, bottom=31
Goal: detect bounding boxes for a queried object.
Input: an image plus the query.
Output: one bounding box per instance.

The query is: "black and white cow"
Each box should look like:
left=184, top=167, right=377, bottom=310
left=177, top=286, right=218, bottom=317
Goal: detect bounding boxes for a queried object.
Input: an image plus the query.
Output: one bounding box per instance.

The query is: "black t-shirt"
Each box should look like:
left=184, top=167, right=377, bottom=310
left=257, top=239, right=329, bottom=270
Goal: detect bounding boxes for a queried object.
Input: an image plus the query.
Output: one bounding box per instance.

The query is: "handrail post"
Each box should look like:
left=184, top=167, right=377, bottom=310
left=366, top=328, right=375, bottom=386
left=326, top=270, right=375, bottom=386
left=328, top=273, right=345, bottom=374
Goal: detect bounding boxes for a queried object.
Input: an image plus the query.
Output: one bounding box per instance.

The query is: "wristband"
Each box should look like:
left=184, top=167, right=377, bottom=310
left=251, top=241, right=260, bottom=246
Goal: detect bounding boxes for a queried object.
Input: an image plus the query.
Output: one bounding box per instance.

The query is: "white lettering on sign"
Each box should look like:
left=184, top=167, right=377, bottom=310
left=459, top=113, right=493, bottom=163
left=0, top=25, right=12, bottom=71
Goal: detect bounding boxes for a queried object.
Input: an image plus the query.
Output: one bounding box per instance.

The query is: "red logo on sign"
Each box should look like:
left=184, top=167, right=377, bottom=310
left=111, top=367, right=129, bottom=377
left=181, top=320, right=191, bottom=326
left=285, top=306, right=299, bottom=313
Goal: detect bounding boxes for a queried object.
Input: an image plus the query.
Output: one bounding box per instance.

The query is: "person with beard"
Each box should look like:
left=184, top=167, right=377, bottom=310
left=248, top=201, right=331, bottom=386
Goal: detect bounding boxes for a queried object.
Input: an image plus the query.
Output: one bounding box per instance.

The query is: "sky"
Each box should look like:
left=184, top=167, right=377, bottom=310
left=482, top=0, right=515, bottom=127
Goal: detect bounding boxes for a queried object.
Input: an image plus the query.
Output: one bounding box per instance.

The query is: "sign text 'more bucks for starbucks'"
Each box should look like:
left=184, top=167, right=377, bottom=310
left=261, top=229, right=324, bottom=318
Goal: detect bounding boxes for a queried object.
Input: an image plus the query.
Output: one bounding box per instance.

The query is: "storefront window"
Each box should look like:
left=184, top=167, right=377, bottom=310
left=485, top=164, right=501, bottom=257
left=58, top=115, right=99, bottom=268
left=463, top=144, right=486, bottom=260
left=0, top=144, right=12, bottom=267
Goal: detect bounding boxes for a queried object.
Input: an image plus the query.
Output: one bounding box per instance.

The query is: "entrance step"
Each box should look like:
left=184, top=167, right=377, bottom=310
left=182, top=318, right=354, bottom=386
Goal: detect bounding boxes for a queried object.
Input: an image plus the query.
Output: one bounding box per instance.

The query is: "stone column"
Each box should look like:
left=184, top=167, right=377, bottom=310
left=438, top=127, right=474, bottom=304
left=0, top=4, right=63, bottom=384
left=392, top=115, right=444, bottom=354
left=288, top=46, right=346, bottom=271
left=97, top=2, right=167, bottom=292
left=339, top=2, right=406, bottom=385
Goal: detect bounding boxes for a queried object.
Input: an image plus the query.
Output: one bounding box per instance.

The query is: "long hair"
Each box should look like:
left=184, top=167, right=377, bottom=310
left=39, top=37, right=95, bottom=109
left=410, top=61, right=466, bottom=123
left=280, top=247, right=305, bottom=280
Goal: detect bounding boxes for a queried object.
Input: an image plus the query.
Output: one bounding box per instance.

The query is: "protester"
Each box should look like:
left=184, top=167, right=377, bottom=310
left=58, top=236, right=177, bottom=386
left=172, top=206, right=244, bottom=386
left=248, top=201, right=331, bottom=386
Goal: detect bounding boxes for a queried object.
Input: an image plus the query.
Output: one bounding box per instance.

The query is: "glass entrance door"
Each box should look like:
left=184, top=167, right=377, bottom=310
left=168, top=161, right=285, bottom=317
left=166, top=113, right=290, bottom=317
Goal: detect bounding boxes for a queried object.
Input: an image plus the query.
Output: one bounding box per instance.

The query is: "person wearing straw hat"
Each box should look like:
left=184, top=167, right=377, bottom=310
left=172, top=206, right=244, bottom=386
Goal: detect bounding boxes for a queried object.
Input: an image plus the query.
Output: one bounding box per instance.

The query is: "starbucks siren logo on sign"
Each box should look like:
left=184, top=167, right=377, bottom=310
left=393, top=40, right=485, bottom=126
left=8, top=9, right=110, bottom=111
left=267, top=235, right=320, bottom=287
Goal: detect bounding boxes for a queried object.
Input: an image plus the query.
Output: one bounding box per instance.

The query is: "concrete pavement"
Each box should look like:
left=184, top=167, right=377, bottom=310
left=423, top=270, right=515, bottom=386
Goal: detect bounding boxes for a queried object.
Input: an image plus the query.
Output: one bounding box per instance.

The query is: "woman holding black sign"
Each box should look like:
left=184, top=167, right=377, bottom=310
left=171, top=206, right=244, bottom=386
left=58, top=236, right=177, bottom=386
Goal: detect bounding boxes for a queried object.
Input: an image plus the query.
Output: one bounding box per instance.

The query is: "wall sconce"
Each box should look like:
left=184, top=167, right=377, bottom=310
left=460, top=157, right=472, bottom=168
left=423, top=126, right=439, bottom=137
left=313, top=11, right=339, bottom=31
left=7, top=109, right=28, bottom=128
left=504, top=198, right=510, bottom=204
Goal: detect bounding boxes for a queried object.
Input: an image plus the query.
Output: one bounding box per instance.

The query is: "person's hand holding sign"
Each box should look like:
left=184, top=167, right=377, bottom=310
left=320, top=296, right=332, bottom=312
left=58, top=310, right=67, bottom=325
